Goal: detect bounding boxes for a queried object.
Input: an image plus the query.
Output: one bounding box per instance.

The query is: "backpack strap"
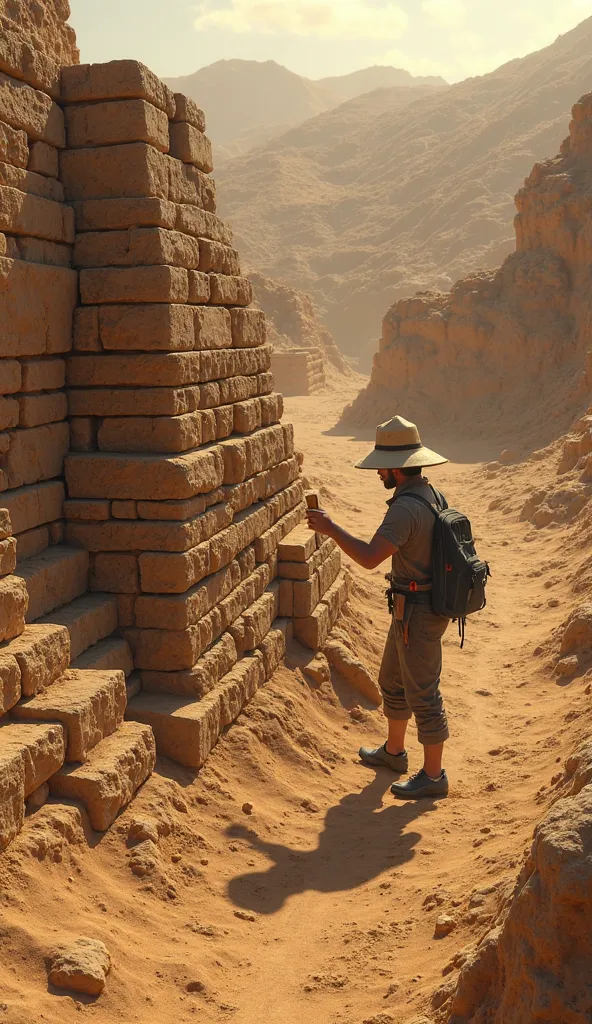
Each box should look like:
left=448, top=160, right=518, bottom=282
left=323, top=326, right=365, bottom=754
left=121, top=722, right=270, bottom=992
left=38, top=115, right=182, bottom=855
left=393, top=489, right=444, bottom=517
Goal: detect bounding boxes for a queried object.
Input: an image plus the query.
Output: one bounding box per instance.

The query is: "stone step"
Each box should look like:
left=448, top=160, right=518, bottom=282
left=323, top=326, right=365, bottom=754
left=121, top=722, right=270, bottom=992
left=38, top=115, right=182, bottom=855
left=72, top=636, right=133, bottom=677
left=0, top=721, right=65, bottom=850
left=127, top=628, right=286, bottom=768
left=14, top=545, right=89, bottom=622
left=38, top=592, right=118, bottom=660
left=12, top=669, right=126, bottom=763
left=48, top=721, right=156, bottom=831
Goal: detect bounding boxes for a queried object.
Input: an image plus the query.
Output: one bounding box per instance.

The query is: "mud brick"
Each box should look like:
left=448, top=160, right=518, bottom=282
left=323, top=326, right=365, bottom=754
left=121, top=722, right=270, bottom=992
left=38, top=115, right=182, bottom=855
left=0, top=536, right=16, bottom=577
left=193, top=307, right=231, bottom=350
left=135, top=561, right=241, bottom=630
left=208, top=274, right=252, bottom=307
left=61, top=61, right=175, bottom=117
left=68, top=385, right=202, bottom=418
left=188, top=270, right=211, bottom=304
left=198, top=240, right=240, bottom=276
left=213, top=405, right=234, bottom=440
left=0, top=72, right=65, bottom=147
left=283, top=422, right=295, bottom=457
left=278, top=537, right=336, bottom=580
left=27, top=141, right=58, bottom=178
left=169, top=121, right=213, bottom=173
left=141, top=632, right=238, bottom=698
left=74, top=228, right=199, bottom=271
left=240, top=586, right=279, bottom=651
left=0, top=186, right=74, bottom=243
left=0, top=258, right=77, bottom=357
left=176, top=205, right=232, bottom=245
left=60, top=142, right=169, bottom=202
left=125, top=622, right=211, bottom=671
left=80, top=265, right=189, bottom=305
left=136, top=495, right=206, bottom=521
left=97, top=410, right=203, bottom=454
left=49, top=520, right=65, bottom=545
left=73, top=306, right=100, bottom=351
left=199, top=347, right=269, bottom=383
left=0, top=396, right=18, bottom=430
left=219, top=425, right=287, bottom=484
left=65, top=447, right=224, bottom=501
left=17, top=392, right=67, bottom=428
left=64, top=499, right=111, bottom=521
left=0, top=160, right=64, bottom=202
left=254, top=506, right=304, bottom=563
left=139, top=542, right=211, bottom=595
left=260, top=393, right=284, bottom=426
left=15, top=525, right=48, bottom=562
left=0, top=652, right=20, bottom=714
left=0, top=119, right=28, bottom=169
left=127, top=654, right=264, bottom=768
left=1, top=422, right=69, bottom=489
left=97, top=303, right=194, bottom=353
left=0, top=575, right=27, bottom=642
left=91, top=553, right=139, bottom=594
left=65, top=98, right=170, bottom=152
left=20, top=358, right=66, bottom=392
left=0, top=720, right=65, bottom=815
left=277, top=523, right=316, bottom=563
left=0, top=509, right=11, bottom=539
left=70, top=417, right=96, bottom=452
left=2, top=481, right=64, bottom=534
left=66, top=507, right=232, bottom=554
left=13, top=237, right=70, bottom=267
left=279, top=579, right=294, bottom=617
left=257, top=371, right=274, bottom=396
left=233, top=398, right=262, bottom=434
left=317, top=547, right=342, bottom=597
left=111, top=500, right=137, bottom=519
left=12, top=667, right=127, bottom=762
left=0, top=360, right=20, bottom=394
left=73, top=196, right=177, bottom=233
left=117, top=595, right=135, bottom=629
left=171, top=94, right=206, bottom=133
left=7, top=623, right=70, bottom=696
left=0, top=28, right=61, bottom=97
left=168, top=157, right=214, bottom=209
left=67, top=351, right=202, bottom=388
left=293, top=575, right=321, bottom=617
left=230, top=308, right=266, bottom=349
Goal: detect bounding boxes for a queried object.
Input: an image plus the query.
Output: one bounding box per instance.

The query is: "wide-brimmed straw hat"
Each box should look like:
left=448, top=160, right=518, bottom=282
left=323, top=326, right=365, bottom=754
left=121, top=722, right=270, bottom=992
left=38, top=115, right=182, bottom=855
left=355, top=415, right=448, bottom=470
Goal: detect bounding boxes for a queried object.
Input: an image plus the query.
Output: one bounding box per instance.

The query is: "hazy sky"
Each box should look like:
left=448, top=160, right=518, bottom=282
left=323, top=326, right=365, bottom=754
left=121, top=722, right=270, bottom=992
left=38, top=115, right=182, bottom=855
left=68, top=0, right=592, bottom=82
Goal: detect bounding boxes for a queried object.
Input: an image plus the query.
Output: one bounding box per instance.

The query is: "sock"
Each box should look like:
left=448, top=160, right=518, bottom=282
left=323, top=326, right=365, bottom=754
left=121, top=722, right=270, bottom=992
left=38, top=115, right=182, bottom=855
left=385, top=744, right=406, bottom=757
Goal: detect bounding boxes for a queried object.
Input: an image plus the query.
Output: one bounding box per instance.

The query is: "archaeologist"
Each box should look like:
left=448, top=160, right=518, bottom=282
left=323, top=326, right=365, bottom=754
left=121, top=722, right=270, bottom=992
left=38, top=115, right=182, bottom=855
left=306, top=415, right=450, bottom=800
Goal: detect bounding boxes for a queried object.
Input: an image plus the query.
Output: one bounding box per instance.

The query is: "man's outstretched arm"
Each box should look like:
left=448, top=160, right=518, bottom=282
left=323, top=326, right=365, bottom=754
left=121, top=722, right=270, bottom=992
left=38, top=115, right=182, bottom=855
left=306, top=509, right=396, bottom=570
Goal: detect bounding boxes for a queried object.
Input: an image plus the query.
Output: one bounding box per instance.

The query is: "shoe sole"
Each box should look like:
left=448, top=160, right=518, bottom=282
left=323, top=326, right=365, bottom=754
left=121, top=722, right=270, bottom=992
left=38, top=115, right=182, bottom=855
left=360, top=756, right=408, bottom=772
left=391, top=788, right=449, bottom=800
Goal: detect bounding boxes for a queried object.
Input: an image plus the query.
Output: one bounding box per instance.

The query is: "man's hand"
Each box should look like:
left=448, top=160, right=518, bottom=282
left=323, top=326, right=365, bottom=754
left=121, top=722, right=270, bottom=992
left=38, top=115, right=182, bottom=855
left=306, top=508, right=334, bottom=536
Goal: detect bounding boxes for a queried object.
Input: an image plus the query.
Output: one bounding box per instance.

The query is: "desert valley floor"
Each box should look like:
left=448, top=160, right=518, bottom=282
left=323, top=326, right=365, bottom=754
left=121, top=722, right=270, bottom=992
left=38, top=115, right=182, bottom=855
left=0, top=375, right=588, bottom=1024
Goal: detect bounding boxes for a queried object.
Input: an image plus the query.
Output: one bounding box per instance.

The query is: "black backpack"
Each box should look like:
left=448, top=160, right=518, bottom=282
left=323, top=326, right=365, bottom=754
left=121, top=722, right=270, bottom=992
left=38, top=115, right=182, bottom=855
left=397, top=487, right=490, bottom=646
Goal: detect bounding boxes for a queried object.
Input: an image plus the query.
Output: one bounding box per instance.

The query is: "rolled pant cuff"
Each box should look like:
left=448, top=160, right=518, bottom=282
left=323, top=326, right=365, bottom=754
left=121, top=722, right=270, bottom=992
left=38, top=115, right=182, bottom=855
left=417, top=727, right=450, bottom=746
left=383, top=708, right=413, bottom=722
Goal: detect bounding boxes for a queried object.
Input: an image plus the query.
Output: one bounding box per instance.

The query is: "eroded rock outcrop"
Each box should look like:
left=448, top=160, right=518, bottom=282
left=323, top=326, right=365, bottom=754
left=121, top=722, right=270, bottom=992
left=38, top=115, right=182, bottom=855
left=343, top=93, right=592, bottom=446
left=440, top=741, right=592, bottom=1023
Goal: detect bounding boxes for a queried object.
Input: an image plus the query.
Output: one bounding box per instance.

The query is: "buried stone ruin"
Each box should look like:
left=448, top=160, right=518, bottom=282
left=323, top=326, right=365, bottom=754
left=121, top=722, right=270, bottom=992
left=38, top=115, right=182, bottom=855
left=0, top=42, right=347, bottom=848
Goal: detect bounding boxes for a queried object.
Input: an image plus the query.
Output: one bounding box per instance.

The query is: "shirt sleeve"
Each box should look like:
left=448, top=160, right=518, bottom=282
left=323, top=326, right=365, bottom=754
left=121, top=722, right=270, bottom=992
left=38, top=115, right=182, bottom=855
left=376, top=500, right=415, bottom=550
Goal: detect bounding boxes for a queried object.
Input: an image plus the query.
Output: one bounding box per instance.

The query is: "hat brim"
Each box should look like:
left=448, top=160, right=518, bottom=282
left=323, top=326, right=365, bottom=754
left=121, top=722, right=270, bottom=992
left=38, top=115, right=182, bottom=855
left=355, top=446, right=448, bottom=470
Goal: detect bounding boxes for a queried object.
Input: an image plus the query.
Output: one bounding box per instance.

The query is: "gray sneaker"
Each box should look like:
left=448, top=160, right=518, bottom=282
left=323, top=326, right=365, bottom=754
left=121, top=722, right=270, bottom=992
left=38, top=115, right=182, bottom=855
left=391, top=768, right=449, bottom=800
left=359, top=743, right=409, bottom=773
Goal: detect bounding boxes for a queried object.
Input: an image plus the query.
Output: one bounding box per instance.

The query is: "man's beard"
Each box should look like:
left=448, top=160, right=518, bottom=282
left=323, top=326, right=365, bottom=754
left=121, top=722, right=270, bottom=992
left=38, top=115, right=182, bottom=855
left=382, top=469, right=398, bottom=490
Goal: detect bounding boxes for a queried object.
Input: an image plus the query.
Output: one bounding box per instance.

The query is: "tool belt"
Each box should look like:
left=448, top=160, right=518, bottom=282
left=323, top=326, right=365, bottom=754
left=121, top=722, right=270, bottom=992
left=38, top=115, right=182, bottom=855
left=385, top=574, right=432, bottom=648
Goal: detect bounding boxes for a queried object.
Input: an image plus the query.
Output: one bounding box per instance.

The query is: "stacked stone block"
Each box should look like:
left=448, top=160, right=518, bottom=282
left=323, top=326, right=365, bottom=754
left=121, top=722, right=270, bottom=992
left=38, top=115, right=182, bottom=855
left=271, top=347, right=325, bottom=396
left=58, top=60, right=311, bottom=769
left=277, top=520, right=350, bottom=648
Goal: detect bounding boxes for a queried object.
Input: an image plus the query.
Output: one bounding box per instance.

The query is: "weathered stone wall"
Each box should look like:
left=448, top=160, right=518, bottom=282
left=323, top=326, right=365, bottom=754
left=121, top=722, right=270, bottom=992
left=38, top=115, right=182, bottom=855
left=271, top=347, right=325, bottom=396
left=0, top=9, right=346, bottom=847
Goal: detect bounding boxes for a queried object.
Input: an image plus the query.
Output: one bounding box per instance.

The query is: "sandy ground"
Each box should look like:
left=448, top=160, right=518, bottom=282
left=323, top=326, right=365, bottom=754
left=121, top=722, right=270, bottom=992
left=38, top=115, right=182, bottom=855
left=1, top=375, right=590, bottom=1024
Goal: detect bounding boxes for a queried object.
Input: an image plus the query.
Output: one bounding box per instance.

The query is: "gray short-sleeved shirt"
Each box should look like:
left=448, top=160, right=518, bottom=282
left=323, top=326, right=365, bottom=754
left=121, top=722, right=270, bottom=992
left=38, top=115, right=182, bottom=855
left=376, top=477, right=440, bottom=584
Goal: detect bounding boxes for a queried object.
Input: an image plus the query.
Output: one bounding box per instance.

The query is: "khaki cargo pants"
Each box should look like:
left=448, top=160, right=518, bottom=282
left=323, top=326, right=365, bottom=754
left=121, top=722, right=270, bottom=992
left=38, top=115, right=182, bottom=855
left=378, top=602, right=450, bottom=746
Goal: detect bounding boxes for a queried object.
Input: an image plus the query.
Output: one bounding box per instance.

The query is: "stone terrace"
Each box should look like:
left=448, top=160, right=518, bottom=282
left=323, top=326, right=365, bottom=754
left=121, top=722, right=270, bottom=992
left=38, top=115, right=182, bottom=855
left=0, top=20, right=348, bottom=849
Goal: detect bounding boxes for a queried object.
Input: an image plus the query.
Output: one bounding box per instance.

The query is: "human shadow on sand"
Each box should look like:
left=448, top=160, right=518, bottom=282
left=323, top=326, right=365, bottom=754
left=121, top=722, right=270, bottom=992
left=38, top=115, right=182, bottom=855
left=226, top=772, right=437, bottom=914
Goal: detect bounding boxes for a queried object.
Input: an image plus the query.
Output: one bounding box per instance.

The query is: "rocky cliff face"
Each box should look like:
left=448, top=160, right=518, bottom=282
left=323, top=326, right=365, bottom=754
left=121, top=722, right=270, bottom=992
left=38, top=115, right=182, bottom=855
left=0, top=0, right=79, bottom=65
left=342, top=93, right=592, bottom=447
left=251, top=273, right=349, bottom=373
